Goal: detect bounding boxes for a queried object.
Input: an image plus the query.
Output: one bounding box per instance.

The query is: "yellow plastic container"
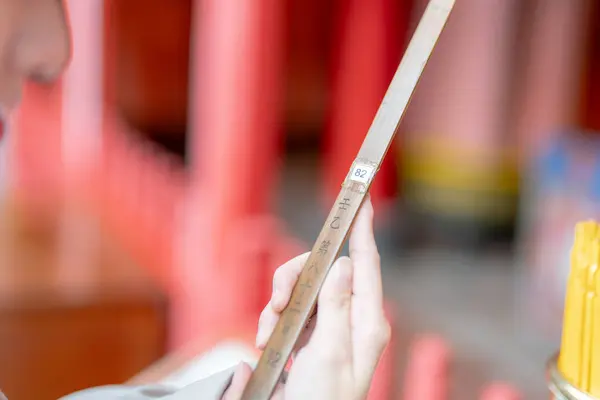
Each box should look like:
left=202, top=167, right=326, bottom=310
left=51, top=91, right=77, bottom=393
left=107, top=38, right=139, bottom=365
left=547, top=221, right=600, bottom=399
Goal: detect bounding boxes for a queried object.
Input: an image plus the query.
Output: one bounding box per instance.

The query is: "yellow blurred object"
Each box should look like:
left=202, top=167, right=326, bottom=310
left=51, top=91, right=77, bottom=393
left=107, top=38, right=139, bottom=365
left=553, top=220, right=600, bottom=398
left=401, top=136, right=519, bottom=223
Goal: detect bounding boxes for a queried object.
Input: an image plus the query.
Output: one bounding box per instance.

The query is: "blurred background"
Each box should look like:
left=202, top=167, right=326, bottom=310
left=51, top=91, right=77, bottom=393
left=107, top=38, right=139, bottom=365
left=1, top=0, right=600, bottom=398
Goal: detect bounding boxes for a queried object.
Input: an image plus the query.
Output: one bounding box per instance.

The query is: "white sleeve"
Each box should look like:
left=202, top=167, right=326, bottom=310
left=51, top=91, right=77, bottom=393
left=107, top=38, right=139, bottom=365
left=59, top=366, right=237, bottom=400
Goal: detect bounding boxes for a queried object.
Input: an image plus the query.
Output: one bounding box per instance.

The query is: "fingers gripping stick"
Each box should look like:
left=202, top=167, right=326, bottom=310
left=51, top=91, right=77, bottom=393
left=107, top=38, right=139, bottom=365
left=240, top=1, right=456, bottom=398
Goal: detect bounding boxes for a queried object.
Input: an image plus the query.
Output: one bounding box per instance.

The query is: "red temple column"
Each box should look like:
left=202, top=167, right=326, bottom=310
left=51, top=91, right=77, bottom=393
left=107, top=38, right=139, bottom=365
left=56, top=0, right=106, bottom=285
left=580, top=2, right=600, bottom=131
left=10, top=83, right=63, bottom=212
left=401, top=0, right=518, bottom=245
left=175, top=0, right=286, bottom=345
left=189, top=0, right=284, bottom=257
left=323, top=0, right=409, bottom=213
left=9, top=0, right=105, bottom=215
left=511, top=0, right=591, bottom=163
left=61, top=0, right=104, bottom=193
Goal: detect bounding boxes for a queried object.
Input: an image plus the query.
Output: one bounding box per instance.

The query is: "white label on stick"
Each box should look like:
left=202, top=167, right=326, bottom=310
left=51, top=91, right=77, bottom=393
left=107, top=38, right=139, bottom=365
left=349, top=164, right=375, bottom=184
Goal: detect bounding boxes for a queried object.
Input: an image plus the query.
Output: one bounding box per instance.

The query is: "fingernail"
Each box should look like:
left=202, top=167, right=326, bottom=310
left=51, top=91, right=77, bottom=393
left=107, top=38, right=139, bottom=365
left=230, top=362, right=245, bottom=385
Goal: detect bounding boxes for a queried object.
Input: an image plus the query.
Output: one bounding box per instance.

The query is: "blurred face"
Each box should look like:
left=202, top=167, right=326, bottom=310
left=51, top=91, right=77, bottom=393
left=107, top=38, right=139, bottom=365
left=0, top=0, right=70, bottom=137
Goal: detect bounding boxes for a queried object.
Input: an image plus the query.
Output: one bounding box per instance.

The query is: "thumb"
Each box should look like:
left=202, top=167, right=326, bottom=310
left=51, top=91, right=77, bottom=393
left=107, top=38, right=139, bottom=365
left=222, top=362, right=253, bottom=400
left=309, top=256, right=354, bottom=362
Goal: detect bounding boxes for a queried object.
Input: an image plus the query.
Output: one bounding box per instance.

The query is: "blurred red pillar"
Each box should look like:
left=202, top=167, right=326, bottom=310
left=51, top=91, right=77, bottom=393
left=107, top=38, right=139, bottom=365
left=323, top=0, right=410, bottom=212
left=403, top=335, right=451, bottom=400
left=10, top=84, right=63, bottom=211
left=10, top=0, right=105, bottom=212
left=400, top=0, right=518, bottom=236
left=189, top=0, right=284, bottom=251
left=60, top=0, right=104, bottom=193
left=175, top=0, right=286, bottom=345
left=404, top=0, right=516, bottom=168
left=581, top=2, right=600, bottom=132
left=479, top=384, right=522, bottom=400
left=511, top=0, right=591, bottom=164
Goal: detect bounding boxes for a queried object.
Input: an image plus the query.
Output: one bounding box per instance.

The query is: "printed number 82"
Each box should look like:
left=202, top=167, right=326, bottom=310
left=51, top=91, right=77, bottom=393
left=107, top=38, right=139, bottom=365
left=354, top=168, right=367, bottom=178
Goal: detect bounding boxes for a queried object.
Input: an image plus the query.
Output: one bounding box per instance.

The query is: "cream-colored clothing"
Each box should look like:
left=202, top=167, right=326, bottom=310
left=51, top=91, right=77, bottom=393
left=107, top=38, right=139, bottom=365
left=60, top=365, right=287, bottom=399
left=58, top=340, right=270, bottom=399
left=61, top=366, right=237, bottom=399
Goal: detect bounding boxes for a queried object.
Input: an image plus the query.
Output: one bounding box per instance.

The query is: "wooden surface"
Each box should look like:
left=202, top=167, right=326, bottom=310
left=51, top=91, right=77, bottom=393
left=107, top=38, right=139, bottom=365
left=0, top=202, right=167, bottom=399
